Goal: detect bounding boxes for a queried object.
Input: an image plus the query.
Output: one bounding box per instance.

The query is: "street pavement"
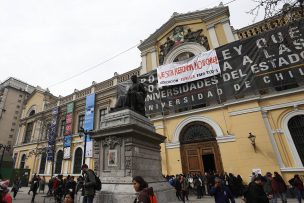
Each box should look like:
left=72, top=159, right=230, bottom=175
left=11, top=187, right=299, bottom=203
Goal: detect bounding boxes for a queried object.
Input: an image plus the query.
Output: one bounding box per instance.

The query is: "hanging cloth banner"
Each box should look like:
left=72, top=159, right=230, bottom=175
left=84, top=93, right=95, bottom=158
left=63, top=102, right=74, bottom=159
left=63, top=135, right=72, bottom=159
left=136, top=20, right=304, bottom=116
left=47, top=107, right=59, bottom=161
left=157, top=49, right=221, bottom=87
left=64, top=102, right=74, bottom=136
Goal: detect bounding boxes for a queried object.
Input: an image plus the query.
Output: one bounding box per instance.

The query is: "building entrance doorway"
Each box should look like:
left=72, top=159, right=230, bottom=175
left=180, top=122, right=223, bottom=174
left=202, top=154, right=216, bottom=173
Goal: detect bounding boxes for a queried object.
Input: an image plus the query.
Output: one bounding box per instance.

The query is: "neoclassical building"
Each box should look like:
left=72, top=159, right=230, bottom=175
left=13, top=69, right=140, bottom=180
left=13, top=4, right=304, bottom=184
left=137, top=5, right=304, bottom=182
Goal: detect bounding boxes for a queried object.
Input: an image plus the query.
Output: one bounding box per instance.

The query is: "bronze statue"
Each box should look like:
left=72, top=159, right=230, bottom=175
left=112, top=75, right=147, bottom=116
left=125, top=75, right=147, bottom=116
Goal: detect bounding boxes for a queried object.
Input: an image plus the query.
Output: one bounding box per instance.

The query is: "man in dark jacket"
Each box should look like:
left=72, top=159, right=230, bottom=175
left=210, top=177, right=235, bottom=203
left=82, top=164, right=96, bottom=203
left=244, top=176, right=269, bottom=203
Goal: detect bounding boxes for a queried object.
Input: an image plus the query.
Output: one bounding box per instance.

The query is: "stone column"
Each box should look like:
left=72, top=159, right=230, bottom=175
left=221, top=18, right=235, bottom=43
left=150, top=48, right=158, bottom=70
left=140, top=54, right=147, bottom=75
left=207, top=24, right=220, bottom=48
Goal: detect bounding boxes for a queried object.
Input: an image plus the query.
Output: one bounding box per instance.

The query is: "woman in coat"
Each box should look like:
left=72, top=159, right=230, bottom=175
left=132, top=176, right=155, bottom=203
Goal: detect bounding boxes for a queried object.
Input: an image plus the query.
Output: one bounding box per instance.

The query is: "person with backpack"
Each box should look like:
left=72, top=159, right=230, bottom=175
left=81, top=164, right=96, bottom=203
left=132, top=176, right=157, bottom=203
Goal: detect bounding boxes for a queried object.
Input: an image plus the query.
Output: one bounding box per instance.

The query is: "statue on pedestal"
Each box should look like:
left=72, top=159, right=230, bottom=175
left=125, top=75, right=147, bottom=116
left=113, top=75, right=147, bottom=116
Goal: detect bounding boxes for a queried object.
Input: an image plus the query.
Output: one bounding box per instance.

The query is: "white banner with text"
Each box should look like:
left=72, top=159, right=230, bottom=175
left=157, top=49, right=221, bottom=87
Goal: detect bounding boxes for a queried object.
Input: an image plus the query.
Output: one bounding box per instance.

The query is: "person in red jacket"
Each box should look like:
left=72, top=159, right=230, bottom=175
left=0, top=181, right=12, bottom=203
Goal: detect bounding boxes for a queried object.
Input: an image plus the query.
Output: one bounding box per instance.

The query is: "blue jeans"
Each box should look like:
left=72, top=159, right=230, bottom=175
left=295, top=189, right=304, bottom=203
left=83, top=195, right=94, bottom=203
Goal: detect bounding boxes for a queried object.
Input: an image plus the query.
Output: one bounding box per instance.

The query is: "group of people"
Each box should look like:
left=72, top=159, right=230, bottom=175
left=246, top=172, right=304, bottom=203
left=164, top=171, right=304, bottom=203
left=165, top=171, right=244, bottom=202
left=20, top=164, right=95, bottom=203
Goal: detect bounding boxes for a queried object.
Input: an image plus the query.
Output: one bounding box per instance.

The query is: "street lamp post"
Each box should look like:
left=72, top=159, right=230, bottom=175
left=0, top=144, right=11, bottom=168
left=79, top=127, right=89, bottom=165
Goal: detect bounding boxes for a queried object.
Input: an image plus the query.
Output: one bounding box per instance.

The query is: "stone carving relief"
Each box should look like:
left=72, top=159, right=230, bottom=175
left=103, top=136, right=122, bottom=149
left=159, top=26, right=210, bottom=65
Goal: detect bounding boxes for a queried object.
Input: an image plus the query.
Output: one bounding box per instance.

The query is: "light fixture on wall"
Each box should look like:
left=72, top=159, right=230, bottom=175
left=248, top=132, right=256, bottom=148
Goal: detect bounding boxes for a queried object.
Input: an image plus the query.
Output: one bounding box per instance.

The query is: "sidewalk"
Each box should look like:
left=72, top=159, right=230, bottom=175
left=12, top=187, right=299, bottom=203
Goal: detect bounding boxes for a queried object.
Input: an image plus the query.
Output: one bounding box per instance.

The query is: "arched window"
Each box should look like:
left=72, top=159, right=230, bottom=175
left=20, top=154, right=26, bottom=169
left=73, top=148, right=83, bottom=174
left=39, top=153, right=47, bottom=174
left=180, top=122, right=216, bottom=144
left=24, top=122, right=34, bottom=143
left=29, top=110, right=35, bottom=116
left=54, top=150, right=63, bottom=174
left=288, top=115, right=304, bottom=165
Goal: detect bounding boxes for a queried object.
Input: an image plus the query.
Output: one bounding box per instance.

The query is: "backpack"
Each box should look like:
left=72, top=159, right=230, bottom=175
left=89, top=170, right=102, bottom=191
left=149, top=194, right=158, bottom=203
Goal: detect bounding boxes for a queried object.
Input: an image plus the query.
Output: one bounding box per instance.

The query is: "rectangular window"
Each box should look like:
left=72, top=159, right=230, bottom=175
left=19, top=95, right=23, bottom=98
left=24, top=122, right=34, bottom=143
left=12, top=122, right=16, bottom=126
left=15, top=111, right=19, bottom=114
left=60, top=120, right=66, bottom=137
left=9, top=134, right=13, bottom=138
left=78, top=115, right=85, bottom=132
left=18, top=99, right=22, bottom=103
left=10, top=128, right=14, bottom=132
left=17, top=105, right=20, bottom=109
left=99, top=108, right=107, bottom=122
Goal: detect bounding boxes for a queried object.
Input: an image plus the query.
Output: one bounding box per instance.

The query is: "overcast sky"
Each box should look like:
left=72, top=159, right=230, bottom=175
left=0, top=0, right=265, bottom=96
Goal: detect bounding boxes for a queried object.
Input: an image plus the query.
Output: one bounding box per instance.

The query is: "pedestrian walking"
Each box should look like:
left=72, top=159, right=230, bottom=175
left=11, top=177, right=21, bottom=199
left=210, top=177, right=235, bottom=203
left=81, top=164, right=96, bottom=203
left=193, top=175, right=203, bottom=199
left=28, top=173, right=37, bottom=195
left=47, top=176, right=54, bottom=195
left=181, top=175, right=189, bottom=202
left=264, top=172, right=274, bottom=202
left=272, top=172, right=287, bottom=203
left=39, top=176, right=46, bottom=194
left=132, top=176, right=156, bottom=203
left=244, top=176, right=269, bottom=203
left=174, top=175, right=182, bottom=201
left=29, top=175, right=39, bottom=203
left=293, top=174, right=304, bottom=203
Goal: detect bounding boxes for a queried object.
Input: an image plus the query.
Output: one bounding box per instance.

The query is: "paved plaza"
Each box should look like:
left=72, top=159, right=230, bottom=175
left=10, top=187, right=299, bottom=203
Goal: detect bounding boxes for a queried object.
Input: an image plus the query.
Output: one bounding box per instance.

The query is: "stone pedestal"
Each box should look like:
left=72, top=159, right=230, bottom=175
left=91, top=109, right=176, bottom=203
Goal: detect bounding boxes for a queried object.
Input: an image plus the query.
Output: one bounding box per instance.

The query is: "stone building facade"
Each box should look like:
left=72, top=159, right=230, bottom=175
left=0, top=77, right=35, bottom=167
